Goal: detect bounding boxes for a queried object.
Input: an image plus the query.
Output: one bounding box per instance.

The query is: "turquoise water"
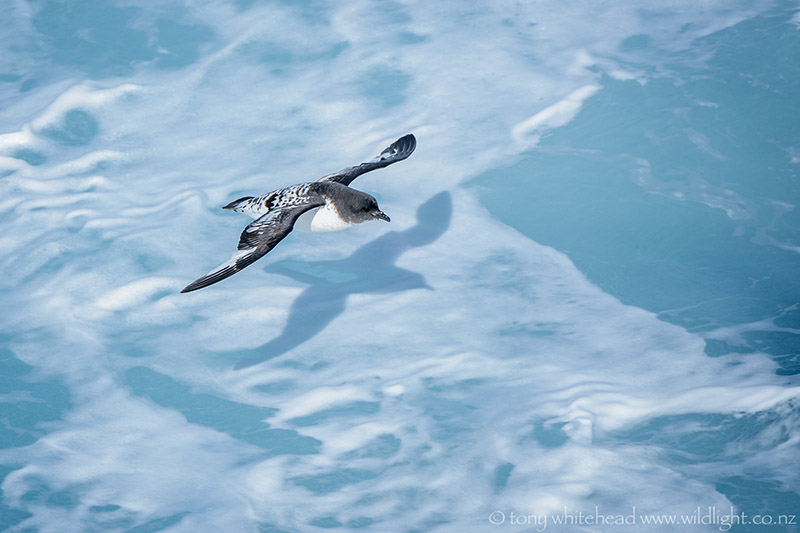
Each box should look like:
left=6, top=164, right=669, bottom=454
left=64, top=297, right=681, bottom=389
left=1, top=1, right=799, bottom=532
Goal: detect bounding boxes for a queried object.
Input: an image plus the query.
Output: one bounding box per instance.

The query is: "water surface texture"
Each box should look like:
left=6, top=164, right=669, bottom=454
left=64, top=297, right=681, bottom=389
left=1, top=1, right=799, bottom=532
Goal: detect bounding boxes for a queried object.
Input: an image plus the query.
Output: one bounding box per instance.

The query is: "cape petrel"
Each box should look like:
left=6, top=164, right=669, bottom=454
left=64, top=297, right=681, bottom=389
left=181, top=134, right=416, bottom=293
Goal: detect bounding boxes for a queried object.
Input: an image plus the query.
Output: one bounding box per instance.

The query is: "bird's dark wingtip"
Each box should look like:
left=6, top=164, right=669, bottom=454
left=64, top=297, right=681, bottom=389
left=180, top=281, right=203, bottom=293
left=400, top=133, right=416, bottom=144
left=393, top=134, right=416, bottom=159
left=180, top=265, right=238, bottom=293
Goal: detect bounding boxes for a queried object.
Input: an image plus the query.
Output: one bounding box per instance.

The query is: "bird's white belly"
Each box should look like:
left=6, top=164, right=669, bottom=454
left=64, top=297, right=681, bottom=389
left=294, top=205, right=355, bottom=233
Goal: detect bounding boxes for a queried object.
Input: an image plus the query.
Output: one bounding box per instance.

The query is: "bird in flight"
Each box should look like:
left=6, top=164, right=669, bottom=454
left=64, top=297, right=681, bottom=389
left=181, top=134, right=416, bottom=293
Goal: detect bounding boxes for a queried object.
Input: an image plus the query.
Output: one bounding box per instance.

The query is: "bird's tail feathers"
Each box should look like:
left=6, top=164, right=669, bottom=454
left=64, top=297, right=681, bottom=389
left=223, top=196, right=255, bottom=212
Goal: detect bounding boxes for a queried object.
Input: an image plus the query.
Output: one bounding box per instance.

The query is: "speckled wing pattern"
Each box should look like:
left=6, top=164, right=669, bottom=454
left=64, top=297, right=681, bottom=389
left=318, top=134, right=416, bottom=186
left=181, top=186, right=325, bottom=293
left=223, top=183, right=318, bottom=219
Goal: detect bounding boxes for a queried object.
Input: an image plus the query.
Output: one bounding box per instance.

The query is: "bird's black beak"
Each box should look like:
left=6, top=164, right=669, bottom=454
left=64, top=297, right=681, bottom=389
left=373, top=210, right=390, bottom=222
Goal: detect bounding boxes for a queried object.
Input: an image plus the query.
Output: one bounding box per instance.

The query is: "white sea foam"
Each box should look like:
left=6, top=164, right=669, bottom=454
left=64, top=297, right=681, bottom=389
left=0, top=1, right=796, bottom=531
left=512, top=85, right=602, bottom=148
left=29, top=84, right=143, bottom=131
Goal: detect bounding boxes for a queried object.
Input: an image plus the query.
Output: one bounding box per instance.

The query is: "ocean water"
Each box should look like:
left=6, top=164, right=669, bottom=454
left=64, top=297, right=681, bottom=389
left=1, top=1, right=799, bottom=532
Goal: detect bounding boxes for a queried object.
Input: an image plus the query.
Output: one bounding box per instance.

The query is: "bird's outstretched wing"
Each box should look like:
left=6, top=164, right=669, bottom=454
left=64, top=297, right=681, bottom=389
left=318, top=134, right=416, bottom=186
left=181, top=198, right=324, bottom=293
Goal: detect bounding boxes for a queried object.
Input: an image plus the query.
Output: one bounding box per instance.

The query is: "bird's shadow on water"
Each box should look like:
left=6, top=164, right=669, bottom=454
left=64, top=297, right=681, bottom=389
left=232, top=191, right=452, bottom=369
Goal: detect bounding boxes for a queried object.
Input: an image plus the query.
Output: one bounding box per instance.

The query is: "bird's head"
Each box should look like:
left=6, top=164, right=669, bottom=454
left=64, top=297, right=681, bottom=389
left=344, top=191, right=390, bottom=224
